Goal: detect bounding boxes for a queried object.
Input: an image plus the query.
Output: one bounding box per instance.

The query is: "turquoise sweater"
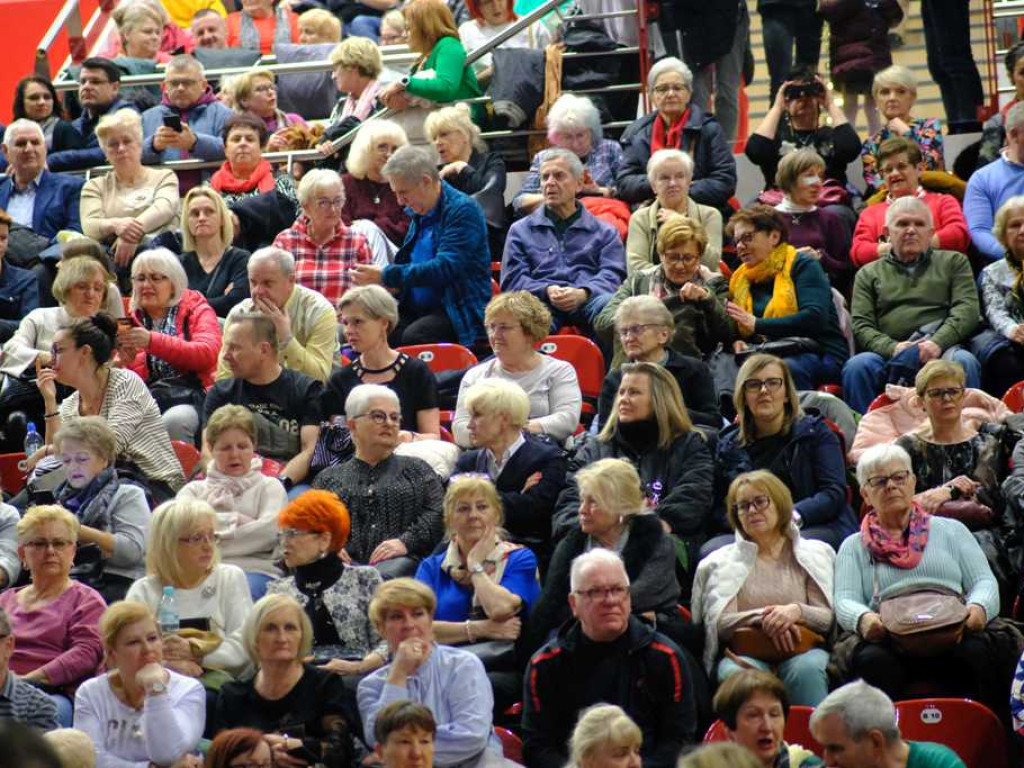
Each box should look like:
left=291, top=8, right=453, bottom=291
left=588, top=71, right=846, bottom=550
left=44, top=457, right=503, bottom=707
left=834, top=516, right=999, bottom=633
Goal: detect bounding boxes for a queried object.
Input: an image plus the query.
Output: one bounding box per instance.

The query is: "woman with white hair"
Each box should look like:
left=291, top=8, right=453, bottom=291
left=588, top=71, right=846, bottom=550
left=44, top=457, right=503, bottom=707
left=512, top=93, right=624, bottom=217
left=834, top=443, right=1000, bottom=710
left=979, top=195, right=1024, bottom=394
left=860, top=65, right=945, bottom=194
left=626, top=148, right=722, bottom=273
left=179, top=185, right=251, bottom=318
left=80, top=109, right=180, bottom=280
left=272, top=168, right=373, bottom=309
left=119, top=248, right=222, bottom=444
left=616, top=57, right=736, bottom=212
left=126, top=498, right=254, bottom=682
left=568, top=705, right=642, bottom=768
left=341, top=119, right=410, bottom=246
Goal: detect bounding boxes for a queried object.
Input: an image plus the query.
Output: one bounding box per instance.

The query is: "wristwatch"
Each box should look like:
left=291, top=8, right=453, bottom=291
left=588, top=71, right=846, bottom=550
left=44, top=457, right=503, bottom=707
left=469, top=563, right=486, bottom=575
left=145, top=679, right=167, bottom=696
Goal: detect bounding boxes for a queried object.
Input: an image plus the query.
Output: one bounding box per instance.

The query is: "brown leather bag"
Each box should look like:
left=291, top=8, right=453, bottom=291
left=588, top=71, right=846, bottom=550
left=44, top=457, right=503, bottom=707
left=727, top=626, right=825, bottom=664
left=878, top=589, right=968, bottom=656
left=933, top=499, right=995, bottom=531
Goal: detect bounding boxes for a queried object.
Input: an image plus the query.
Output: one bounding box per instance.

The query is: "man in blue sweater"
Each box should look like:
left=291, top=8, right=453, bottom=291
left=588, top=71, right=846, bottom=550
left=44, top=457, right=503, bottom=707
left=964, top=101, right=1024, bottom=261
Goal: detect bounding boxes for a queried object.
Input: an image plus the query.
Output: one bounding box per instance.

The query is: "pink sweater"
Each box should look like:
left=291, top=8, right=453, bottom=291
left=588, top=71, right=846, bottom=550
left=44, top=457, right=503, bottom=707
left=851, top=190, right=969, bottom=267
left=0, top=581, right=106, bottom=687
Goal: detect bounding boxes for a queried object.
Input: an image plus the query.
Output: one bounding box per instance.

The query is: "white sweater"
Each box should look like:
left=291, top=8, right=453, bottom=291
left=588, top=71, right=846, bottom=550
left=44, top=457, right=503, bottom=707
left=126, top=564, right=253, bottom=678
left=691, top=524, right=836, bottom=673
left=74, top=668, right=205, bottom=768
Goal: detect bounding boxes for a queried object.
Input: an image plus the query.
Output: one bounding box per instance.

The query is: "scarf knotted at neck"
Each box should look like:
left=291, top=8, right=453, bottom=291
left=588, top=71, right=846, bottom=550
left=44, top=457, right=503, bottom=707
left=440, top=537, right=522, bottom=611
left=860, top=503, right=931, bottom=569
left=57, top=466, right=120, bottom=530
left=729, top=242, right=800, bottom=320
left=239, top=4, right=293, bottom=51
left=650, top=109, right=690, bottom=155
left=211, top=158, right=277, bottom=195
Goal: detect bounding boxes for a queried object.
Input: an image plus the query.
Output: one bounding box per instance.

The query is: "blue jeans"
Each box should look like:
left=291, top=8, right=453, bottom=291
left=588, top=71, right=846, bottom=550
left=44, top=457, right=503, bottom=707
left=781, top=352, right=843, bottom=391
left=287, top=483, right=312, bottom=500
left=246, top=571, right=275, bottom=601
left=760, top=5, right=824, bottom=103
left=48, top=693, right=73, bottom=727
left=346, top=15, right=381, bottom=41
left=842, top=348, right=982, bottom=414
left=717, top=647, right=829, bottom=706
left=549, top=291, right=614, bottom=335
left=921, top=0, right=983, bottom=129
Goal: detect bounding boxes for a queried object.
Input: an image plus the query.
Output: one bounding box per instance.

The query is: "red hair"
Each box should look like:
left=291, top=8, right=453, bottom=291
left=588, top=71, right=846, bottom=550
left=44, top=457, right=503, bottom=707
left=278, top=490, right=351, bottom=551
left=465, top=0, right=516, bottom=23
left=206, top=729, right=267, bottom=768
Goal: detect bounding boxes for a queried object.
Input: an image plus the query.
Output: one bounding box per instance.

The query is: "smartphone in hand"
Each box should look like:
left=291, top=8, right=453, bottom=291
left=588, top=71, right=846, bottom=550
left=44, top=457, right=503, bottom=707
left=162, top=114, right=183, bottom=132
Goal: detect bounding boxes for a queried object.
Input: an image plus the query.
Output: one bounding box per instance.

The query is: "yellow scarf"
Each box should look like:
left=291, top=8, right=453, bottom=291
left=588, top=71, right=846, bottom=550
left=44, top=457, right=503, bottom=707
left=729, top=243, right=800, bottom=326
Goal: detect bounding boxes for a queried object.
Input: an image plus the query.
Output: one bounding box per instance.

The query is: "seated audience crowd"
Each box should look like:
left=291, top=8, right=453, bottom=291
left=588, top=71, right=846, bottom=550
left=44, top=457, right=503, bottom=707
left=5, top=12, right=1024, bottom=768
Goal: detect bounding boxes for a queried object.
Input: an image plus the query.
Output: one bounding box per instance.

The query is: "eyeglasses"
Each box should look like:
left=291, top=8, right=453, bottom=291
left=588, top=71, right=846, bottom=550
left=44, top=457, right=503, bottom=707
left=865, top=470, right=912, bottom=490
left=278, top=528, right=322, bottom=542
left=485, top=323, right=518, bottom=336
left=178, top=532, right=217, bottom=546
left=354, top=410, right=401, bottom=425
left=575, top=585, right=629, bottom=602
left=24, top=539, right=73, bottom=551
left=662, top=251, right=700, bottom=267
left=313, top=197, right=344, bottom=210
left=734, top=231, right=760, bottom=245
left=131, top=273, right=169, bottom=285
left=742, top=377, right=784, bottom=393
left=924, top=386, right=964, bottom=401
left=653, top=84, right=689, bottom=94
left=733, top=495, right=771, bottom=516
left=252, top=83, right=277, bottom=94
left=618, top=324, right=660, bottom=339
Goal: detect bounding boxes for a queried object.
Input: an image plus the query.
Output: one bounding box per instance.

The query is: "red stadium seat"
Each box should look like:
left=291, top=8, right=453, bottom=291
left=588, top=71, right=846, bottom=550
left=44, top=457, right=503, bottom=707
left=538, top=334, right=605, bottom=425
left=0, top=453, right=27, bottom=495
left=491, top=261, right=502, bottom=281
left=895, top=699, right=1007, bottom=768
left=705, top=706, right=821, bottom=757
left=491, top=279, right=500, bottom=297
left=1002, top=380, right=1024, bottom=413
left=440, top=426, right=455, bottom=443
left=398, top=344, right=478, bottom=374
left=867, top=393, right=896, bottom=412
left=719, top=260, right=733, bottom=279
left=494, top=727, right=523, bottom=763
left=260, top=457, right=286, bottom=476
left=171, top=441, right=201, bottom=478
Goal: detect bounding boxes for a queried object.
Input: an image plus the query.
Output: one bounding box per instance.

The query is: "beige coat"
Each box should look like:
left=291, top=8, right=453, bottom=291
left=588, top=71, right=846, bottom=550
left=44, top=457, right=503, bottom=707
left=626, top=198, right=723, bottom=274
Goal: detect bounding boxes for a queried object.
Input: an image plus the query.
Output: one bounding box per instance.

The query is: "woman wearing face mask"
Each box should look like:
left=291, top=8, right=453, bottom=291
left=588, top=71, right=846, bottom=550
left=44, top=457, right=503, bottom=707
left=53, top=417, right=149, bottom=603
left=177, top=405, right=288, bottom=601
left=567, top=705, right=643, bottom=768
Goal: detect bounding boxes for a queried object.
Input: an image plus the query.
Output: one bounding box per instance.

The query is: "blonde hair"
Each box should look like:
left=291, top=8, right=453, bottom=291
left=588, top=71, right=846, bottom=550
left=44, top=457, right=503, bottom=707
left=775, top=148, right=826, bottom=194
left=181, top=186, right=235, bottom=251
left=484, top=291, right=552, bottom=344
left=678, top=743, right=763, bottom=768
left=146, top=499, right=220, bottom=586
left=733, top=354, right=802, bottom=446
left=45, top=729, right=97, bottom=768
left=656, top=214, right=708, bottom=258
left=55, top=416, right=117, bottom=466
left=872, top=64, right=918, bottom=100
left=95, top=108, right=143, bottom=146
left=99, top=600, right=157, bottom=651
left=599, top=362, right=693, bottom=449
left=17, top=505, right=80, bottom=543
left=569, top=705, right=642, bottom=768
left=230, top=68, right=277, bottom=110
left=403, top=0, right=459, bottom=54
left=347, top=119, right=409, bottom=180
left=51, top=254, right=113, bottom=308
left=575, top=458, right=645, bottom=520
left=994, top=195, right=1024, bottom=252
left=241, top=593, right=313, bottom=665
left=443, top=475, right=503, bottom=534
left=114, top=1, right=163, bottom=48
left=724, top=470, right=794, bottom=539
left=329, top=36, right=383, bottom=79
left=204, top=404, right=256, bottom=448
left=425, top=104, right=486, bottom=154
left=914, top=359, right=965, bottom=397
left=369, top=578, right=437, bottom=633
left=299, top=8, right=341, bottom=41
left=463, top=378, right=531, bottom=428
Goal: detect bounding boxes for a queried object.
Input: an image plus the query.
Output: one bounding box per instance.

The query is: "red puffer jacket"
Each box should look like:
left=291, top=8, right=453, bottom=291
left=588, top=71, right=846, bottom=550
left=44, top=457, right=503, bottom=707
left=127, top=289, right=222, bottom=389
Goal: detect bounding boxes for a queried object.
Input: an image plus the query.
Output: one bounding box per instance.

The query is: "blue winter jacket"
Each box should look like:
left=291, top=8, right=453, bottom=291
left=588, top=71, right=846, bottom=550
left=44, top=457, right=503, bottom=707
left=47, top=99, right=137, bottom=172
left=141, top=96, right=233, bottom=163
left=0, top=170, right=83, bottom=241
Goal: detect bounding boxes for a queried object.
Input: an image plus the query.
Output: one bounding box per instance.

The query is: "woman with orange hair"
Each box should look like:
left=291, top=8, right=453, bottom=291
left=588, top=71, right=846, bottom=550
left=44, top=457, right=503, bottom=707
left=457, top=0, right=550, bottom=82
left=266, top=490, right=389, bottom=679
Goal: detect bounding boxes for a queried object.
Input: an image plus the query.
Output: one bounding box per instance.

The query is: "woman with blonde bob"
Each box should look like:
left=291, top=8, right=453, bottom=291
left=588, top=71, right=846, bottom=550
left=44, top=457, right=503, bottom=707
left=340, top=119, right=410, bottom=246
left=180, top=185, right=250, bottom=318
left=358, top=578, right=504, bottom=765
left=568, top=704, right=642, bottom=768
left=692, top=470, right=834, bottom=707
left=229, top=69, right=306, bottom=151
left=328, top=36, right=384, bottom=123
left=73, top=601, right=206, bottom=766
left=528, top=458, right=686, bottom=653
left=213, top=593, right=353, bottom=767
left=414, top=475, right=540, bottom=644
left=126, top=499, right=254, bottom=681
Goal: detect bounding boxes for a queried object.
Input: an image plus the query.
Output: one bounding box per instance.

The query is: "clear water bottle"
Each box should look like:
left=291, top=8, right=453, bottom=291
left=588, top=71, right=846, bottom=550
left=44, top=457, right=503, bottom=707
left=158, top=586, right=180, bottom=635
left=23, top=422, right=43, bottom=458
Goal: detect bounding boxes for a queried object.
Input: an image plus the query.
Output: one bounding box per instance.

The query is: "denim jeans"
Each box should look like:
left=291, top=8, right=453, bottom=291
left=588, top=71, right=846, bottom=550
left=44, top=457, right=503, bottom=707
left=48, top=693, right=73, bottom=728
left=760, top=5, right=824, bottom=102
left=842, top=347, right=982, bottom=414
left=690, top=2, right=749, bottom=142
left=245, top=571, right=275, bottom=601
left=921, top=0, right=983, bottom=130
left=781, top=352, right=843, bottom=391
left=717, top=647, right=830, bottom=706
left=347, top=15, right=381, bottom=41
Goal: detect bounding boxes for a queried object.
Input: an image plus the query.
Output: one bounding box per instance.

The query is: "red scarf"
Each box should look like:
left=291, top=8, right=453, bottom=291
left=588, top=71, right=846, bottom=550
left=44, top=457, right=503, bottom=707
left=860, top=502, right=931, bottom=569
left=650, top=109, right=690, bottom=154
left=210, top=159, right=277, bottom=195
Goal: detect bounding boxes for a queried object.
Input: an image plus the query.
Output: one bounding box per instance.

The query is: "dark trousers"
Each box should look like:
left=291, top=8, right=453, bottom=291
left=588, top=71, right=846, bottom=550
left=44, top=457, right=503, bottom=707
left=390, top=306, right=457, bottom=347
left=921, top=0, right=983, bottom=130
left=760, top=5, right=824, bottom=102
left=982, top=343, right=1024, bottom=400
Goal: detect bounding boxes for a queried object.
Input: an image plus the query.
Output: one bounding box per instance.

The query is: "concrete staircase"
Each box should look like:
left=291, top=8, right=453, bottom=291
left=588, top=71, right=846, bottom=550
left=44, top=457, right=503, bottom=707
left=743, top=0, right=995, bottom=135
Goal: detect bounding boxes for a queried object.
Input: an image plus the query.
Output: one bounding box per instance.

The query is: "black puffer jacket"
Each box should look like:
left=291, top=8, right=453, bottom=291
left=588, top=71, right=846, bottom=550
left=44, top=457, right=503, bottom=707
left=659, top=0, right=740, bottom=71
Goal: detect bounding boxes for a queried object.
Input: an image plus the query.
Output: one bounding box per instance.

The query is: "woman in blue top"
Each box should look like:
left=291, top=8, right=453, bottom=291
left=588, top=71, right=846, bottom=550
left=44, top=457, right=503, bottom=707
left=415, top=474, right=540, bottom=647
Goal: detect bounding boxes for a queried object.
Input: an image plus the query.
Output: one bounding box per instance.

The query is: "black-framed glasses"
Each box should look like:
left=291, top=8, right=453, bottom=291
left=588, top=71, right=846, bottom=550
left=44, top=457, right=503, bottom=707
left=742, top=377, right=784, bottom=394
left=354, top=410, right=401, bottom=425
left=24, top=539, right=74, bottom=551
left=924, top=386, right=964, bottom=401
left=865, top=470, right=912, bottom=490
left=733, top=495, right=771, bottom=516
left=662, top=251, right=700, bottom=266
left=574, top=585, right=629, bottom=602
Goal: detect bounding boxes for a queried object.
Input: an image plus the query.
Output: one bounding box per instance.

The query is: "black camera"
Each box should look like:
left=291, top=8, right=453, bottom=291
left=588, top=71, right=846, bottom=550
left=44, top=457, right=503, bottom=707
left=784, top=81, right=825, bottom=101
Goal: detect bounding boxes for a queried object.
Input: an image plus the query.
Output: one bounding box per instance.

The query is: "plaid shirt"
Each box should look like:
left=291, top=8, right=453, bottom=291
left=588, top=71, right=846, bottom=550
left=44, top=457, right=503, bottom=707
left=274, top=216, right=372, bottom=307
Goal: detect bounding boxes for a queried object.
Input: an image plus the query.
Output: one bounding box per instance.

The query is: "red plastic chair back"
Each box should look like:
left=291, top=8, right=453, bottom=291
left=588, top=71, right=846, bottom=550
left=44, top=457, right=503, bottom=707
left=260, top=457, right=286, bottom=477
left=171, top=440, right=201, bottom=478
left=867, top=393, right=896, bottom=412
left=491, top=279, right=500, bottom=297
left=0, top=452, right=27, bottom=495
left=704, top=706, right=821, bottom=757
left=1003, top=380, right=1024, bottom=413
left=538, top=335, right=605, bottom=399
left=398, top=344, right=478, bottom=374
left=439, top=426, right=455, bottom=444
left=895, top=699, right=1007, bottom=768
left=494, top=727, right=522, bottom=763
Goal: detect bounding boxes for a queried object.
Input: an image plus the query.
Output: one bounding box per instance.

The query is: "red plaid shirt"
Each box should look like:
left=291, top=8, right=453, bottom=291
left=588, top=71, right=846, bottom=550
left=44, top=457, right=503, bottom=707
left=273, top=217, right=372, bottom=306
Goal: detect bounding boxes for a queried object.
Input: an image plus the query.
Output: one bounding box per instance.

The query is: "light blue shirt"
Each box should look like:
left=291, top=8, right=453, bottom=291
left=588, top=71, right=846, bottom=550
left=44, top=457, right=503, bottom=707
left=5, top=172, right=41, bottom=228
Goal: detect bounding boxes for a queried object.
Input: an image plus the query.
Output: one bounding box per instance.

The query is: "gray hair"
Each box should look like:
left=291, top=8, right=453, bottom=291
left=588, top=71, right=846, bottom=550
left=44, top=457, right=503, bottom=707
left=1007, top=101, right=1024, bottom=134
left=855, top=443, right=912, bottom=487
left=872, top=64, right=917, bottom=100
left=994, top=194, right=1024, bottom=247
left=248, top=246, right=296, bottom=278
left=885, top=194, right=933, bottom=229
left=569, top=548, right=630, bottom=593
left=547, top=93, right=603, bottom=144
left=0, top=606, right=10, bottom=636
left=648, top=56, right=693, bottom=97
left=297, top=168, right=345, bottom=211
left=540, top=148, right=585, bottom=180
left=347, top=119, right=408, bottom=180
left=646, top=148, right=693, bottom=185
left=3, top=118, right=45, bottom=147
left=809, top=680, right=901, bottom=746
left=165, top=53, right=204, bottom=76
left=614, top=295, right=674, bottom=331
left=382, top=144, right=440, bottom=183
left=345, top=383, right=400, bottom=419
left=131, top=248, right=188, bottom=307
left=338, top=285, right=399, bottom=334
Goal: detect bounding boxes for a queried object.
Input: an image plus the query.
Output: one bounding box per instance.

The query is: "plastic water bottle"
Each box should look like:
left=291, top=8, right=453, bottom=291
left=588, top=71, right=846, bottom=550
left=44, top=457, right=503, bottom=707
left=23, top=422, right=43, bottom=459
left=158, top=586, right=180, bottom=635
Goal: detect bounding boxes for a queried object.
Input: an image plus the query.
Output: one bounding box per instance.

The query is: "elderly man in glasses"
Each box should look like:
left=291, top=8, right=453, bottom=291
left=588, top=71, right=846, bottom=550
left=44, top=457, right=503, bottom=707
left=843, top=195, right=981, bottom=414
left=312, top=384, right=444, bottom=579
left=523, top=549, right=698, bottom=768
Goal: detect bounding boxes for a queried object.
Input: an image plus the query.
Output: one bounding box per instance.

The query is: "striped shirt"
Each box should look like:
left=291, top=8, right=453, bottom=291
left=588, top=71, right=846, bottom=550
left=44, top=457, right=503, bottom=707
left=274, top=216, right=372, bottom=308
left=0, top=671, right=58, bottom=731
